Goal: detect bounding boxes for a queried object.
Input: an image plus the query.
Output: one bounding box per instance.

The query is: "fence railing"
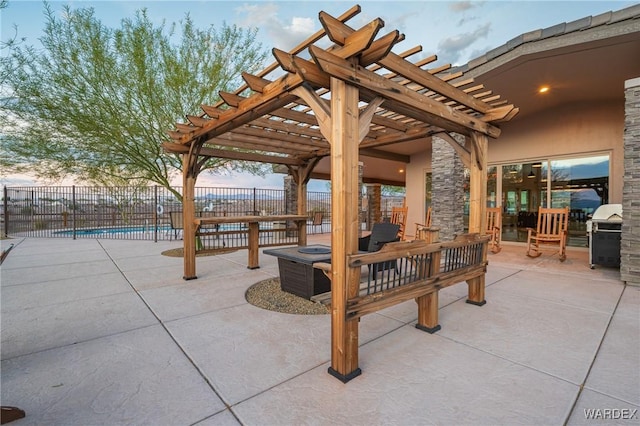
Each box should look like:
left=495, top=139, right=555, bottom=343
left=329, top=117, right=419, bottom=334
left=2, top=186, right=403, bottom=242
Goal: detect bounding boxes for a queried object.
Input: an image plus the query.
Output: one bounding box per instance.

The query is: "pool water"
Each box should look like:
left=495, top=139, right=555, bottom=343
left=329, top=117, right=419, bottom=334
left=53, top=226, right=172, bottom=236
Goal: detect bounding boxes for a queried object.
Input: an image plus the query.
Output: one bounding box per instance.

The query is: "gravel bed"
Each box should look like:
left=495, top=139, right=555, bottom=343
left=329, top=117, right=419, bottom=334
left=246, top=278, right=329, bottom=315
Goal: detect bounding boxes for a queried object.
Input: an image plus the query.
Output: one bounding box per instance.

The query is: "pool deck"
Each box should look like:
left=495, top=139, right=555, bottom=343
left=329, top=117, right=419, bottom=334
left=1, top=235, right=638, bottom=425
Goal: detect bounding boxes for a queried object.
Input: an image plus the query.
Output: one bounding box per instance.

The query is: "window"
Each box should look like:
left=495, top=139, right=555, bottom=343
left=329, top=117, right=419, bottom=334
left=493, top=154, right=609, bottom=246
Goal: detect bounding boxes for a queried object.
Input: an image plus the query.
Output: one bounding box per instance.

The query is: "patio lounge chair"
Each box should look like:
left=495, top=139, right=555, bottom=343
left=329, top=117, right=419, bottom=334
left=169, top=211, right=183, bottom=240
left=359, top=222, right=401, bottom=276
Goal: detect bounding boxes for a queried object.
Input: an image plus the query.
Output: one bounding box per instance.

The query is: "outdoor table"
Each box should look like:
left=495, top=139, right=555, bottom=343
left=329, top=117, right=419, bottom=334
left=194, top=214, right=307, bottom=269
left=263, top=245, right=332, bottom=299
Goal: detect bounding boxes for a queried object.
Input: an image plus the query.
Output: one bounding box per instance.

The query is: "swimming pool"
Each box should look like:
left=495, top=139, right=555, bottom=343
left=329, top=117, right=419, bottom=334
left=53, top=226, right=172, bottom=236
left=52, top=222, right=251, bottom=237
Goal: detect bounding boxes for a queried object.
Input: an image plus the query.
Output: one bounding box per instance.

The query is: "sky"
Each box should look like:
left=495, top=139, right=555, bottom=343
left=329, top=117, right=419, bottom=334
left=1, top=0, right=636, bottom=190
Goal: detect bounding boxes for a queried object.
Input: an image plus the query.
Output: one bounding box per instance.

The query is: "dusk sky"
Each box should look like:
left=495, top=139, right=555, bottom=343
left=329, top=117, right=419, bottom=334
left=1, top=0, right=635, bottom=190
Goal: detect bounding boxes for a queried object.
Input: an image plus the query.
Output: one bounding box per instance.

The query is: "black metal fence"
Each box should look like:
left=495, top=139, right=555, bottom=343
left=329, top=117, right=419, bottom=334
left=2, top=186, right=401, bottom=243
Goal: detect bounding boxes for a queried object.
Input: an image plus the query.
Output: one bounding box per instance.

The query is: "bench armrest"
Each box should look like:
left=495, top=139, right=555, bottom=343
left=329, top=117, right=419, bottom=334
left=313, top=262, right=332, bottom=273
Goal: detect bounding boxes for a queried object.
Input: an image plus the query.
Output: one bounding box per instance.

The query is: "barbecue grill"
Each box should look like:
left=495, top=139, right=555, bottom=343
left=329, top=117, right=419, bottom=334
left=587, top=204, right=623, bottom=269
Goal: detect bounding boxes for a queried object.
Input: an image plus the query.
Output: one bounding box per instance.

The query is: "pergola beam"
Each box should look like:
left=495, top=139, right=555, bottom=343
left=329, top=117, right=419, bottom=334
left=163, top=143, right=304, bottom=165
left=309, top=46, right=501, bottom=138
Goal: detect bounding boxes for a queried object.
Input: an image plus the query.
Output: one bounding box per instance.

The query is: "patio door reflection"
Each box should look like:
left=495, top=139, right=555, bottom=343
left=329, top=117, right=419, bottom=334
left=501, top=162, right=546, bottom=243
left=498, top=154, right=609, bottom=246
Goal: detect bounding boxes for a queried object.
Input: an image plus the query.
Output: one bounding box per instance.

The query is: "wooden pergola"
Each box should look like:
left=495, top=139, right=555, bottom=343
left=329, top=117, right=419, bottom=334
left=164, top=4, right=517, bottom=381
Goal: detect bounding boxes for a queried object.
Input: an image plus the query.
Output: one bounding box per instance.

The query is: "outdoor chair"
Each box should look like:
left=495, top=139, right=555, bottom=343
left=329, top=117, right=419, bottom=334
left=414, top=206, right=433, bottom=241
left=486, top=207, right=502, bottom=253
left=390, top=206, right=408, bottom=240
left=359, top=222, right=401, bottom=276
left=169, top=211, right=183, bottom=240
left=311, top=211, right=324, bottom=233
left=526, top=206, right=569, bottom=261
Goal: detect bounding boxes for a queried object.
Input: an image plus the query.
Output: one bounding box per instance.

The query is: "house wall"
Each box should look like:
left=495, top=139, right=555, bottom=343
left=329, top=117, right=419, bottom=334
left=405, top=99, right=625, bottom=240
left=488, top=100, right=624, bottom=203
left=405, top=143, right=431, bottom=239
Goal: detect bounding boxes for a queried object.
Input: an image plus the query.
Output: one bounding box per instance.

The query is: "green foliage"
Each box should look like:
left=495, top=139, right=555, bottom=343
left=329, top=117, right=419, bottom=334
left=381, top=185, right=406, bottom=196
left=1, top=3, right=269, bottom=197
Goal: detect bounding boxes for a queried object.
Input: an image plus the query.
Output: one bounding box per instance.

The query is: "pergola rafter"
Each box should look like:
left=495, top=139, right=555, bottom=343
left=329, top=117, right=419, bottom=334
left=164, top=4, right=518, bottom=382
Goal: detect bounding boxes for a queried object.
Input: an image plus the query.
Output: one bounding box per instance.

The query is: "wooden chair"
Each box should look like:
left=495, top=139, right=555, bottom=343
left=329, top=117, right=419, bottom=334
left=390, top=206, right=408, bottom=240
left=486, top=207, right=502, bottom=253
left=526, top=206, right=569, bottom=261
left=311, top=211, right=324, bottom=233
left=414, top=206, right=433, bottom=242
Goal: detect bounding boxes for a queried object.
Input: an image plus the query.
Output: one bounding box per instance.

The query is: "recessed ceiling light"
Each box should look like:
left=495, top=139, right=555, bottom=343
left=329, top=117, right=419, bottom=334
left=539, top=86, right=550, bottom=94
left=398, top=169, right=405, bottom=174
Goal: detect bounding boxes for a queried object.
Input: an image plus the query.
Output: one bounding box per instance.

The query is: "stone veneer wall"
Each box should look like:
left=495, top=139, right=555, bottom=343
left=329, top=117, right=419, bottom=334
left=365, top=183, right=382, bottom=231
left=431, top=134, right=465, bottom=241
left=284, top=175, right=296, bottom=215
left=621, top=77, right=640, bottom=286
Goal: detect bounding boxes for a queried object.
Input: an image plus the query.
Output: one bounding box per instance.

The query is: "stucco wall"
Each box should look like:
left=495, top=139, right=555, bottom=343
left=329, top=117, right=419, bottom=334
left=405, top=144, right=431, bottom=239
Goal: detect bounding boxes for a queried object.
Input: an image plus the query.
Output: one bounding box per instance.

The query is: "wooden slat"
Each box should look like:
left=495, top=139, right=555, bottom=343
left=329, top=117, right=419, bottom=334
left=186, top=115, right=210, bottom=127
left=319, top=10, right=351, bottom=45
left=242, top=72, right=271, bottom=93
left=200, top=105, right=222, bottom=119
left=219, top=91, right=244, bottom=107
left=360, top=30, right=402, bottom=66
left=175, top=123, right=196, bottom=133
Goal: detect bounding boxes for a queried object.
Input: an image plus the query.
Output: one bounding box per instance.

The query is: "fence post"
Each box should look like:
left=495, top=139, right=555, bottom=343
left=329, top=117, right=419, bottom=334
left=30, top=190, right=35, bottom=232
left=3, top=186, right=8, bottom=238
left=72, top=185, right=76, bottom=240
left=154, top=185, right=158, bottom=243
left=253, top=187, right=257, bottom=216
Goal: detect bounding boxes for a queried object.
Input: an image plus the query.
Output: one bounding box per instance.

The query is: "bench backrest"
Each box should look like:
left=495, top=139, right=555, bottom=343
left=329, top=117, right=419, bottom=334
left=346, top=233, right=489, bottom=318
left=535, top=207, right=569, bottom=237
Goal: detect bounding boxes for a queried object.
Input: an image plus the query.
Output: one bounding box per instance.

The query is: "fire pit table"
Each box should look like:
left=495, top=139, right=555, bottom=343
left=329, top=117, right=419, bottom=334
left=264, top=245, right=332, bottom=299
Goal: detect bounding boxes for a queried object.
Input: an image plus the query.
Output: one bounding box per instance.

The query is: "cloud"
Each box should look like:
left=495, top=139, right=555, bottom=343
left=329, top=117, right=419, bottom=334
left=234, top=3, right=316, bottom=51
left=449, top=1, right=478, bottom=13
left=437, top=22, right=491, bottom=64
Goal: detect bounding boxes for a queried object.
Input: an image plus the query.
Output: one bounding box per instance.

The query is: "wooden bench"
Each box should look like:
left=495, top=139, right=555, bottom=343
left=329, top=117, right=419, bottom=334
left=313, top=233, right=489, bottom=333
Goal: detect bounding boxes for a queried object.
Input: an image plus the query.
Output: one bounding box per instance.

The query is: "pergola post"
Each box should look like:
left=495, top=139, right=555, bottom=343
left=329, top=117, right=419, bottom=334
left=328, top=74, right=362, bottom=382
left=182, top=153, right=198, bottom=280
left=466, top=131, right=488, bottom=305
left=468, top=132, right=488, bottom=234
left=296, top=175, right=308, bottom=246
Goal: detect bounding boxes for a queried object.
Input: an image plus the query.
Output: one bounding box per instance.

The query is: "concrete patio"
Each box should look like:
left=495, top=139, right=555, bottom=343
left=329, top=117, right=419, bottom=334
left=1, top=235, right=638, bottom=425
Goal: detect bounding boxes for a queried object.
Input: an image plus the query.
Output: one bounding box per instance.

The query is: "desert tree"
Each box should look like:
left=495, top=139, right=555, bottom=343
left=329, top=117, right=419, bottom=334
left=0, top=3, right=268, bottom=199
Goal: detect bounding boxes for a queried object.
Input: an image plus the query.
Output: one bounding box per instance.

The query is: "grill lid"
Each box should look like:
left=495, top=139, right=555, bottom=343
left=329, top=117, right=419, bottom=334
left=592, top=204, right=623, bottom=222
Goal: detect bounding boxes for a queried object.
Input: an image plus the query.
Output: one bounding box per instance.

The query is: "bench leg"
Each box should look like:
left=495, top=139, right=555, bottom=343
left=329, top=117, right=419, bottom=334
left=466, top=275, right=486, bottom=306
left=416, top=291, right=441, bottom=333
